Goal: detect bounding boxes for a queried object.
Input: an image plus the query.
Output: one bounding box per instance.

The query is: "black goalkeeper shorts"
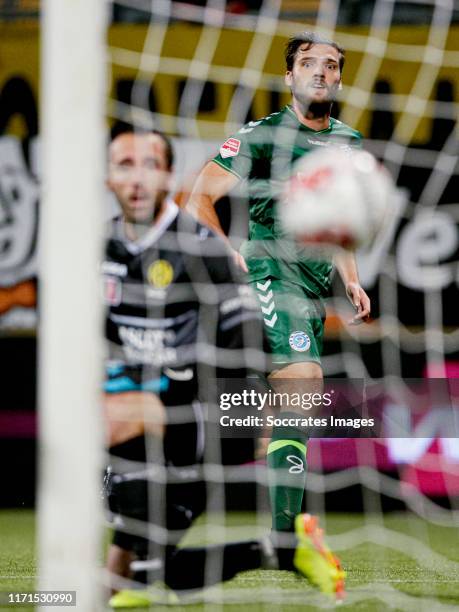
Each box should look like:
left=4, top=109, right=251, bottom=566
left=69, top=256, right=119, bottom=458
left=106, top=432, right=255, bottom=555
left=108, top=474, right=207, bottom=556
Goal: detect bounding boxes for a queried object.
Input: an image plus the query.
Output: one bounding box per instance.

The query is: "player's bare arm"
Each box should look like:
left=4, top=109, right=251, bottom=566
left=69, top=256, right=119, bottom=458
left=333, top=250, right=370, bottom=324
left=186, top=161, right=238, bottom=235
left=103, top=391, right=166, bottom=447
left=187, top=161, right=248, bottom=271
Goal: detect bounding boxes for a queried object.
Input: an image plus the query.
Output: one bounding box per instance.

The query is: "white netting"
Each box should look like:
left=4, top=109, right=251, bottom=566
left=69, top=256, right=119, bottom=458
left=102, top=0, right=459, bottom=607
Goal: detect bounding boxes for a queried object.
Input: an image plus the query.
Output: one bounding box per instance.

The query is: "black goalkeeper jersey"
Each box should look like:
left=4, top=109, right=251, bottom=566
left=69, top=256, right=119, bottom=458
left=103, top=199, right=267, bottom=376
left=103, top=199, right=268, bottom=465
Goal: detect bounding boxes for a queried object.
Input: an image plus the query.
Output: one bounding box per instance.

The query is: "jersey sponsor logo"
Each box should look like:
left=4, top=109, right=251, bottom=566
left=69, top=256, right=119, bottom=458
left=286, top=455, right=304, bottom=474
left=289, top=331, right=311, bottom=352
left=104, top=276, right=122, bottom=306
left=220, top=137, right=241, bottom=158
left=119, top=325, right=175, bottom=350
left=118, top=325, right=177, bottom=365
left=147, top=259, right=174, bottom=289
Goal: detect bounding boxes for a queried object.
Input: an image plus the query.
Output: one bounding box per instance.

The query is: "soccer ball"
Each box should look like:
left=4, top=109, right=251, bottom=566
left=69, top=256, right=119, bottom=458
left=280, top=148, right=401, bottom=250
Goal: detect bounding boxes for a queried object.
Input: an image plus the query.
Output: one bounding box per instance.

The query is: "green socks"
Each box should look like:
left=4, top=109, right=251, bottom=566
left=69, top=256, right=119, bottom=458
left=267, top=420, right=307, bottom=532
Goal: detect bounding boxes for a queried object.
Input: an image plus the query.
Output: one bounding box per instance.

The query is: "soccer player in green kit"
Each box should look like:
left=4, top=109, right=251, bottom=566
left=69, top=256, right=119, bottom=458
left=188, top=30, right=370, bottom=556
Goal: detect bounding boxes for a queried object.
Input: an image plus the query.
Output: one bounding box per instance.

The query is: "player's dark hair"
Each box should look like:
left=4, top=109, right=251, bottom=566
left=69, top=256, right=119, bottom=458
left=109, top=123, right=174, bottom=169
left=285, top=31, right=345, bottom=73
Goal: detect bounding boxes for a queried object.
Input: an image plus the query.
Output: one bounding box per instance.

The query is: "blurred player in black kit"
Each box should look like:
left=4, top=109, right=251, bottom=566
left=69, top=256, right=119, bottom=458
left=103, top=127, right=345, bottom=608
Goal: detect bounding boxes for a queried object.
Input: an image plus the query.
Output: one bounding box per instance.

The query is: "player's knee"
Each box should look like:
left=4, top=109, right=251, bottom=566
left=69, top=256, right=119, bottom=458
left=269, top=361, right=323, bottom=382
left=268, top=362, right=323, bottom=416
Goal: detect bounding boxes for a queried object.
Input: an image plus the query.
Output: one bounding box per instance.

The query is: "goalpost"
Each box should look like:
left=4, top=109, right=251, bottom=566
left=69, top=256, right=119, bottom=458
left=36, top=0, right=459, bottom=608
left=38, top=1, right=107, bottom=609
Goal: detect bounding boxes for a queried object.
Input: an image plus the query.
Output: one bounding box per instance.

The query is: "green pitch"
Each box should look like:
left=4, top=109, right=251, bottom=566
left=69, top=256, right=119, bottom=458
left=1, top=509, right=459, bottom=611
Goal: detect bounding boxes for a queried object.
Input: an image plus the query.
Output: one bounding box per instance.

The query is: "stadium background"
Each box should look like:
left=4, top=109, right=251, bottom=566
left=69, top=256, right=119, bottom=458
left=0, top=2, right=458, bottom=514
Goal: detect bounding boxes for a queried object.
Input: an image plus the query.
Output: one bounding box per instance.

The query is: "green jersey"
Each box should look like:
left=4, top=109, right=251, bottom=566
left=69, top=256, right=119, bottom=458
left=213, top=105, right=362, bottom=298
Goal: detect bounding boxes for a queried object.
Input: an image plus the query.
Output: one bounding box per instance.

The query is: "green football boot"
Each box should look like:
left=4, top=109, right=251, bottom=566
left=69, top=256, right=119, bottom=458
left=109, top=583, right=179, bottom=608
left=293, top=513, right=346, bottom=602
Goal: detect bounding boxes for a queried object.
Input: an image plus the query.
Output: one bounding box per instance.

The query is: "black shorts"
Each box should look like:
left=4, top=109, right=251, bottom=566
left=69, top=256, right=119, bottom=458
left=108, top=473, right=207, bottom=556
left=106, top=430, right=256, bottom=556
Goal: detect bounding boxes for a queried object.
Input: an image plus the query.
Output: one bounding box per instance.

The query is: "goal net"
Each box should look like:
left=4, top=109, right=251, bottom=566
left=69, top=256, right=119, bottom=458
left=39, top=0, right=459, bottom=608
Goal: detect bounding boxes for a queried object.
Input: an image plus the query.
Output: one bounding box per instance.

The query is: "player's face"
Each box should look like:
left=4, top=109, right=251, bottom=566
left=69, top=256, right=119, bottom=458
left=107, top=133, right=171, bottom=225
left=285, top=43, right=341, bottom=107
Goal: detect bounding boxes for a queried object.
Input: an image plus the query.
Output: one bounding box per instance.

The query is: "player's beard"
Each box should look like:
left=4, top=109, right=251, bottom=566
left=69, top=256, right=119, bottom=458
left=293, top=82, right=339, bottom=119
left=135, top=190, right=168, bottom=224
left=306, top=100, right=335, bottom=119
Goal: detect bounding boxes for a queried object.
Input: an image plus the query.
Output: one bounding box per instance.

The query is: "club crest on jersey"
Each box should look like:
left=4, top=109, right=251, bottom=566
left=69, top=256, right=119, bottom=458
left=220, top=138, right=240, bottom=159
left=147, top=260, right=174, bottom=289
left=104, top=276, right=121, bottom=306
left=289, top=331, right=311, bottom=352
